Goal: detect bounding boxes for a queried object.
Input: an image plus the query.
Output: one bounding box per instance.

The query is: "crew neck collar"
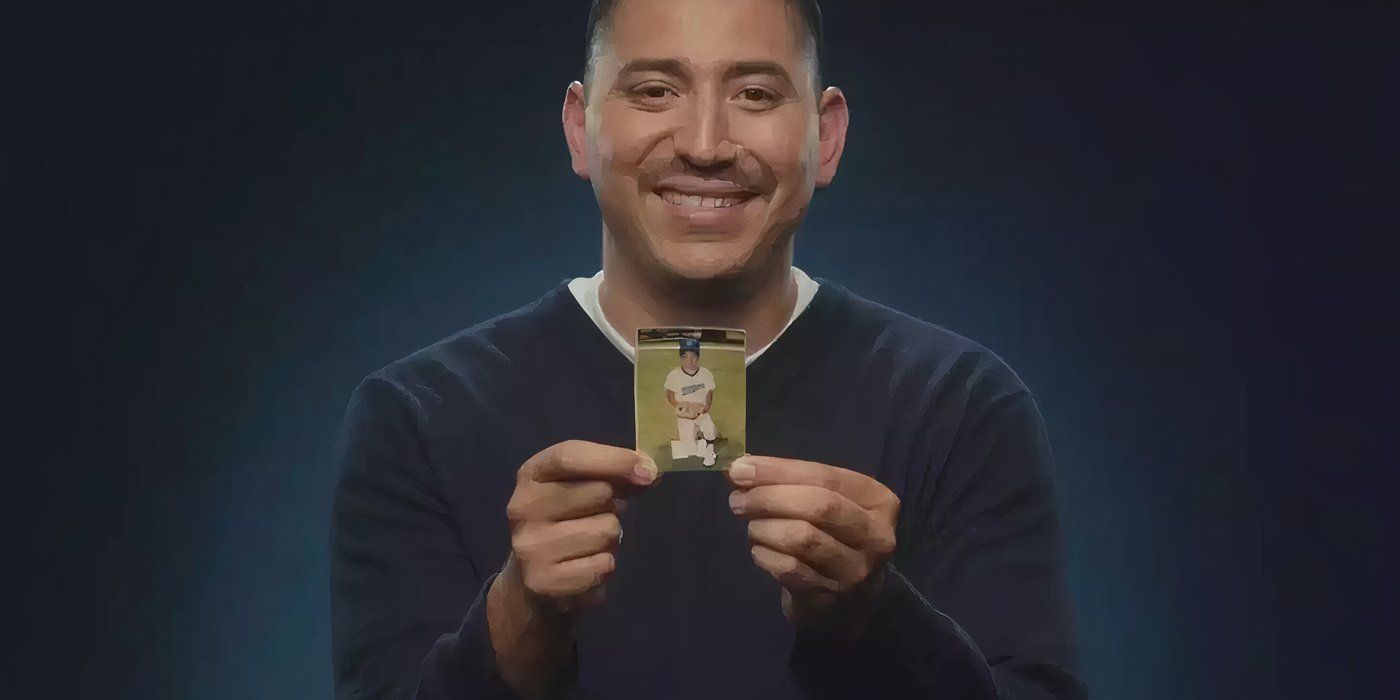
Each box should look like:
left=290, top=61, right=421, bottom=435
left=565, top=266, right=821, bottom=366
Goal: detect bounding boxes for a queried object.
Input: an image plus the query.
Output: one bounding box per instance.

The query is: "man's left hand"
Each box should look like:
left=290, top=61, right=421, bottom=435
left=725, top=455, right=901, bottom=635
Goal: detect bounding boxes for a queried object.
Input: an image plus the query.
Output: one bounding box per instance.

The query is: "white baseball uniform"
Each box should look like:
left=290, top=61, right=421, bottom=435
left=665, top=365, right=717, bottom=451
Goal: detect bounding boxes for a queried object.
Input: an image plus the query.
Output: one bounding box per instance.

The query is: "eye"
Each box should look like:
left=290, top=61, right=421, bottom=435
left=631, top=83, right=678, bottom=106
left=736, top=87, right=780, bottom=108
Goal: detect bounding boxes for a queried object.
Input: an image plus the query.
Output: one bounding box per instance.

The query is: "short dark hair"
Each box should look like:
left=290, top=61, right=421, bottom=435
left=583, top=0, right=825, bottom=95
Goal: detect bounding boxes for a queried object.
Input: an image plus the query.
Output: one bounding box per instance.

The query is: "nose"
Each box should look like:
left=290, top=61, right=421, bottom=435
left=673, top=90, right=736, bottom=171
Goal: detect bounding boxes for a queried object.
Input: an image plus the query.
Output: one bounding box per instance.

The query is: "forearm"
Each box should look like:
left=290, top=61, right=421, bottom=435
left=415, top=572, right=515, bottom=699
left=332, top=375, right=579, bottom=699
left=788, top=563, right=998, bottom=699
left=416, top=567, right=579, bottom=700
left=485, top=557, right=579, bottom=698
left=797, top=377, right=1083, bottom=699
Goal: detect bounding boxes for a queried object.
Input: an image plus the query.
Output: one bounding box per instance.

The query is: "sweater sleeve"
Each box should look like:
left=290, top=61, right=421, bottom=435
left=789, top=374, right=1085, bottom=699
left=329, top=374, right=520, bottom=699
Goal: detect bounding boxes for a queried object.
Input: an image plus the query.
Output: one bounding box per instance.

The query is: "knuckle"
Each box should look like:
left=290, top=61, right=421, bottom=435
left=777, top=554, right=800, bottom=577
left=792, top=525, right=821, bottom=557
left=592, top=481, right=616, bottom=499
left=521, top=568, right=545, bottom=595
left=589, top=529, right=616, bottom=551
left=594, top=554, right=615, bottom=580
left=525, top=440, right=578, bottom=480
left=505, top=496, right=530, bottom=525
left=875, top=530, right=897, bottom=556
left=522, top=444, right=557, bottom=478
left=886, top=493, right=902, bottom=516
left=599, top=512, right=621, bottom=532
left=854, top=561, right=872, bottom=584
left=774, top=524, right=797, bottom=548
left=512, top=531, right=541, bottom=559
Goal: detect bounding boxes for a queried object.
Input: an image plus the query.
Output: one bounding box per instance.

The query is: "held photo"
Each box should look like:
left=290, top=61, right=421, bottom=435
left=635, top=327, right=747, bottom=472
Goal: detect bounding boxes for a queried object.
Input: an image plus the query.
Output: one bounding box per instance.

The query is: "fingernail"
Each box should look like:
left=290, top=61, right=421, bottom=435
left=634, top=457, right=657, bottom=484
left=729, top=491, right=747, bottom=514
left=729, top=458, right=755, bottom=484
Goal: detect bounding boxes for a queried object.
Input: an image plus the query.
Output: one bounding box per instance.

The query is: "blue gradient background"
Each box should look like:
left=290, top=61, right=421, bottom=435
left=6, top=2, right=1394, bottom=698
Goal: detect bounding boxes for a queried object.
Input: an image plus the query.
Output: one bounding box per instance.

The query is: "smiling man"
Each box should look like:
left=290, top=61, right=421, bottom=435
left=330, top=0, right=1082, bottom=698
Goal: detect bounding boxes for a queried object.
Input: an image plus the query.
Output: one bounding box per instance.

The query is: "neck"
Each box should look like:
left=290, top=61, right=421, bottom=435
left=597, top=239, right=798, bottom=358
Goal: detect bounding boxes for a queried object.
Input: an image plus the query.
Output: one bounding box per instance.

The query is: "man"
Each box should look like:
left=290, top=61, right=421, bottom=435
left=665, top=338, right=718, bottom=466
left=331, top=0, right=1083, bottom=698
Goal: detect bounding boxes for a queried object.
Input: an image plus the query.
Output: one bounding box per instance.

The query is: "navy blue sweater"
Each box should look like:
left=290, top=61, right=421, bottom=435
left=330, top=279, right=1083, bottom=699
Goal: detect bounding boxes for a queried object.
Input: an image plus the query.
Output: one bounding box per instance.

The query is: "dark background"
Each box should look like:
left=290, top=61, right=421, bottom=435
left=5, top=2, right=1395, bottom=698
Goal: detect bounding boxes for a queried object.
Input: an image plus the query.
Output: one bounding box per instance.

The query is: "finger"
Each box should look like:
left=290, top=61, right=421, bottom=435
left=508, top=480, right=617, bottom=523
left=525, top=440, right=657, bottom=487
left=730, top=485, right=883, bottom=551
left=727, top=455, right=898, bottom=513
left=514, top=512, right=622, bottom=564
left=746, top=518, right=868, bottom=586
left=524, top=550, right=615, bottom=600
left=750, top=543, right=841, bottom=594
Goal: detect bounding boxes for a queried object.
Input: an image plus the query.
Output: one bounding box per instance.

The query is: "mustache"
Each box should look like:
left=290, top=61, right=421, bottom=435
left=636, top=153, right=777, bottom=195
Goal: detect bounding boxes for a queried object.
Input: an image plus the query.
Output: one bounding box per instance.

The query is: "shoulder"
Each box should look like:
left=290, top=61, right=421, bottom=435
left=816, top=280, right=1032, bottom=403
left=353, top=285, right=569, bottom=420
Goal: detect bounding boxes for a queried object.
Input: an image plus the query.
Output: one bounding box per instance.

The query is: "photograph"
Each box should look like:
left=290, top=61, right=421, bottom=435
left=635, top=328, right=746, bottom=472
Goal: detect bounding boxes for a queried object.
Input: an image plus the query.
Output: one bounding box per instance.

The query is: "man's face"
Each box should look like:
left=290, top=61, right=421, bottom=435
left=564, top=0, right=848, bottom=283
left=681, top=350, right=700, bottom=372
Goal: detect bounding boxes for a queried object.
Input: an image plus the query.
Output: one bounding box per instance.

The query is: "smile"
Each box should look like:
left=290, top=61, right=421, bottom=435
left=657, top=189, right=754, bottom=209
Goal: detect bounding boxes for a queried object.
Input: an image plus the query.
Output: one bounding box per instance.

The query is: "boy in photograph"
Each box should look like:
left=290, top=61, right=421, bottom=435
left=664, top=338, right=718, bottom=466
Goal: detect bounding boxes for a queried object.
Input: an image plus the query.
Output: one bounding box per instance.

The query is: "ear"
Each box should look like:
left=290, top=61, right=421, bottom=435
left=562, top=81, right=590, bottom=181
left=815, top=87, right=849, bottom=189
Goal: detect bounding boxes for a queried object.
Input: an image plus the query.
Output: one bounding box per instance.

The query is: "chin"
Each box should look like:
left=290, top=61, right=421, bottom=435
left=651, top=238, right=761, bottom=282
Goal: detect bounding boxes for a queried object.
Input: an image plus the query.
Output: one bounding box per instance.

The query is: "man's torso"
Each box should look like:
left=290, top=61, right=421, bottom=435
left=373, top=278, right=1026, bottom=698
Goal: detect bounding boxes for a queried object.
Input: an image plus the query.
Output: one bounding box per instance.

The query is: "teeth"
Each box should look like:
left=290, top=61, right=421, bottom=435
left=659, top=190, right=747, bottom=208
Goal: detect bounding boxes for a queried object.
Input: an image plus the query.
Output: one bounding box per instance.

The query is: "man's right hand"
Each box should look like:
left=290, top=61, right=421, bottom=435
left=486, top=440, right=658, bottom=696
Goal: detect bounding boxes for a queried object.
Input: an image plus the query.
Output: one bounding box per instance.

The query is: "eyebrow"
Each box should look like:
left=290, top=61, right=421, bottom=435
left=616, top=57, right=797, bottom=89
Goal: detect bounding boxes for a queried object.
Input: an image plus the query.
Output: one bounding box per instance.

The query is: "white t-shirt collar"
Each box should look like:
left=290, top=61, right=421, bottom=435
left=567, top=266, right=820, bottom=366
